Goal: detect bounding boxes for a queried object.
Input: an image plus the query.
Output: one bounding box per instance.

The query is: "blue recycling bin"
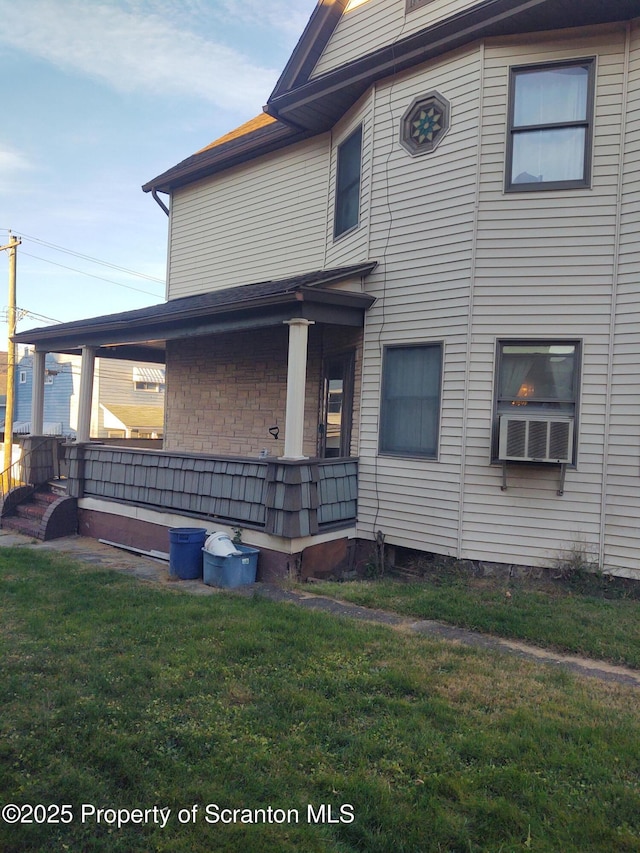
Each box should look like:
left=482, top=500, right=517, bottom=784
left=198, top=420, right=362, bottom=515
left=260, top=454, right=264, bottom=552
left=168, top=528, right=207, bottom=579
left=202, top=545, right=259, bottom=588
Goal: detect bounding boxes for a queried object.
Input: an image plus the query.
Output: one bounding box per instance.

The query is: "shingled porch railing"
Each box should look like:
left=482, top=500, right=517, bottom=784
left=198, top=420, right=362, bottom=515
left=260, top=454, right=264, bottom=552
left=64, top=444, right=358, bottom=537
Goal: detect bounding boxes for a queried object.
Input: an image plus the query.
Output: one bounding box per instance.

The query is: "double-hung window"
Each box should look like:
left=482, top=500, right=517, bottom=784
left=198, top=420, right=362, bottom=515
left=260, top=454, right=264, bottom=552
left=506, top=58, right=595, bottom=191
left=334, top=125, right=363, bottom=238
left=379, top=343, right=442, bottom=458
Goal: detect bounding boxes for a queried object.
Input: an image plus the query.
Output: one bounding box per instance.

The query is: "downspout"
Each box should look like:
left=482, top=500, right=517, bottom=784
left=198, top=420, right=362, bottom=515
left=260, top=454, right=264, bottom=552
left=152, top=189, right=170, bottom=216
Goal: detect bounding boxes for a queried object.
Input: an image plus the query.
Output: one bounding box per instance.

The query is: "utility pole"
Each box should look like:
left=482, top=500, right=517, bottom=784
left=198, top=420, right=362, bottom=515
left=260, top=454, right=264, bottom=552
left=0, top=232, right=20, bottom=493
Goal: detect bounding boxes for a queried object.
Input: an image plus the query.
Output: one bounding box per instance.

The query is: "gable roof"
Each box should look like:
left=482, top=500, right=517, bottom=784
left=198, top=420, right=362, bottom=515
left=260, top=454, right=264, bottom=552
left=269, top=0, right=349, bottom=97
left=143, top=0, right=640, bottom=195
left=266, top=0, right=640, bottom=131
left=142, top=115, right=309, bottom=194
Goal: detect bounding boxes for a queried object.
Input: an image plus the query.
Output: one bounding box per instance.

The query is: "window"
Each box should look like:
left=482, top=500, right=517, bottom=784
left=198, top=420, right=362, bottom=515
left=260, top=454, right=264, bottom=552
left=379, top=343, right=442, bottom=457
left=494, top=340, right=580, bottom=457
left=133, top=366, right=165, bottom=393
left=400, top=92, right=450, bottom=157
left=19, top=370, right=27, bottom=384
left=334, top=125, right=362, bottom=238
left=506, top=59, right=595, bottom=191
left=134, top=381, right=165, bottom=392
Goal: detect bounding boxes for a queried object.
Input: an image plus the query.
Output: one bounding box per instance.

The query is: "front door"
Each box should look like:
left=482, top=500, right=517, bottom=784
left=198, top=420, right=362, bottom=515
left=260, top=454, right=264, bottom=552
left=319, top=352, right=354, bottom=458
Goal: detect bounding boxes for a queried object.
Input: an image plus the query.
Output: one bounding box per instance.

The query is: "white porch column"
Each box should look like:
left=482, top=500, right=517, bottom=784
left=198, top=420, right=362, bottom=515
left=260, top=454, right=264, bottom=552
left=76, top=346, right=96, bottom=443
left=31, top=349, right=46, bottom=435
left=281, top=319, right=314, bottom=461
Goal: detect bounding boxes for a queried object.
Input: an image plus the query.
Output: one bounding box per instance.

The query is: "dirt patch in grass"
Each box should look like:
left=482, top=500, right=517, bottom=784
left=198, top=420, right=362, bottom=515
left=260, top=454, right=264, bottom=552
left=390, top=548, right=640, bottom=601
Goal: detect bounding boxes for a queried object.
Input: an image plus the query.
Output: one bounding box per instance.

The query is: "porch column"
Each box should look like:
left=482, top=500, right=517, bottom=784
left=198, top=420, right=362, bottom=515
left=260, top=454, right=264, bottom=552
left=76, top=346, right=96, bottom=443
left=31, top=349, right=46, bottom=435
left=281, top=319, right=314, bottom=461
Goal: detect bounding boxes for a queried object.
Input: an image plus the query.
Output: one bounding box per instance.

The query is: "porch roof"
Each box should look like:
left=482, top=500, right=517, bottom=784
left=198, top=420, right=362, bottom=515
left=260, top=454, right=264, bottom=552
left=101, top=404, right=165, bottom=431
left=13, top=262, right=377, bottom=363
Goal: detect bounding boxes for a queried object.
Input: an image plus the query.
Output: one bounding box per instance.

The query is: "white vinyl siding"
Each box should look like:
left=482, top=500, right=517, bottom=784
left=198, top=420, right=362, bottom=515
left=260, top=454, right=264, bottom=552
left=167, top=136, right=330, bottom=299
left=461, top=27, right=628, bottom=568
left=603, top=21, right=640, bottom=574
left=357, top=47, right=481, bottom=556
left=354, top=24, right=640, bottom=573
left=312, top=0, right=482, bottom=79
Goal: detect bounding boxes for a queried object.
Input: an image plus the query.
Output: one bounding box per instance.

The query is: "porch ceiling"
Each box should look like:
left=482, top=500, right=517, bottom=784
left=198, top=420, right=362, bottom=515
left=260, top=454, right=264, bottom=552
left=13, top=262, right=377, bottom=362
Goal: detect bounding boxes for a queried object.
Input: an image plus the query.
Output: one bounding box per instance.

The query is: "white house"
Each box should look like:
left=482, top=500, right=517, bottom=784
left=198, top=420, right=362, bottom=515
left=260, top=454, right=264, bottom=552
left=13, top=0, right=640, bottom=579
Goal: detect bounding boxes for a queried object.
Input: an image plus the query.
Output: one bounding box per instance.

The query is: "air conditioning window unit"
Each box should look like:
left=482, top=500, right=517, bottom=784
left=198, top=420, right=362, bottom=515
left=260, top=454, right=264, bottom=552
left=498, top=415, right=574, bottom=464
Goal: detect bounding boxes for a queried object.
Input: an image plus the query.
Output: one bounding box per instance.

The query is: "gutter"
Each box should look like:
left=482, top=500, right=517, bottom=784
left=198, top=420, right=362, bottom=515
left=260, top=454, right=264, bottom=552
left=151, top=189, right=169, bottom=216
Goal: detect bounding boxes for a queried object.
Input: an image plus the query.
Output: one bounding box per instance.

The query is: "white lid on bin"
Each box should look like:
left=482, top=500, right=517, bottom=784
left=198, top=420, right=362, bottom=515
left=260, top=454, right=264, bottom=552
left=204, top=532, right=242, bottom=557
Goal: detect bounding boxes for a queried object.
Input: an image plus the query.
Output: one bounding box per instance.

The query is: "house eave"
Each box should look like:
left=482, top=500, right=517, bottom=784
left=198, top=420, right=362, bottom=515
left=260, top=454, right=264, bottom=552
left=269, top=0, right=349, bottom=96
left=144, top=0, right=640, bottom=194
left=266, top=0, right=640, bottom=132
left=142, top=122, right=313, bottom=195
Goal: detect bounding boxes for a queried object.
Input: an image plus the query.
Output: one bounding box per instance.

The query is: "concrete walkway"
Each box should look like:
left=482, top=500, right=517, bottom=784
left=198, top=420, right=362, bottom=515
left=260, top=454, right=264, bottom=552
left=1, top=530, right=638, bottom=690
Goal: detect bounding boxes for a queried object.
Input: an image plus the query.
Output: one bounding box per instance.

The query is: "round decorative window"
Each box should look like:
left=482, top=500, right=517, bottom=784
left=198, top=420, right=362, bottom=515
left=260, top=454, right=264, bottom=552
left=400, top=92, right=450, bottom=156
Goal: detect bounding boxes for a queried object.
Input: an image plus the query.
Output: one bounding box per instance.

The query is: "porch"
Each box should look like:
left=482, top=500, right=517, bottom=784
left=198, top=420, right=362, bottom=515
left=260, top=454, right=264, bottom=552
left=10, top=264, right=376, bottom=577
left=0, top=435, right=358, bottom=576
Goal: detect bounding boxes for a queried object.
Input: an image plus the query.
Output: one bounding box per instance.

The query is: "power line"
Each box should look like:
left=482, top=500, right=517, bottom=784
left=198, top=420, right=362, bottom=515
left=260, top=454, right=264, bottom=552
left=20, top=250, right=163, bottom=298
left=1, top=230, right=165, bottom=284
left=17, top=307, right=63, bottom=325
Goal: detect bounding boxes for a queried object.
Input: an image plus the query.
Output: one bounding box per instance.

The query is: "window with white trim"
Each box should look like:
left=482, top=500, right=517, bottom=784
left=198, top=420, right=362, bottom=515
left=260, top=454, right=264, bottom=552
left=506, top=59, right=595, bottom=191
left=134, top=381, right=165, bottom=392
left=133, top=365, right=165, bottom=393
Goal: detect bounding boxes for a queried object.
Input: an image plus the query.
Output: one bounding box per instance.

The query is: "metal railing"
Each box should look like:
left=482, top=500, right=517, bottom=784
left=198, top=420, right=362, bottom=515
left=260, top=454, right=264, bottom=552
left=0, top=437, right=65, bottom=501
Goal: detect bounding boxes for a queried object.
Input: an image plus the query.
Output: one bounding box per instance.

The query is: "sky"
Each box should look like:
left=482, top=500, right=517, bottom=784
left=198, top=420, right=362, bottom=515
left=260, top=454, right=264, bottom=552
left=0, top=0, right=318, bottom=347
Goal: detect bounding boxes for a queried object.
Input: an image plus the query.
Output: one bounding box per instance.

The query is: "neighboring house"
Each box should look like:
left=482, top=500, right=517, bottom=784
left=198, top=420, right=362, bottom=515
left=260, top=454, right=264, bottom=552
left=14, top=348, right=164, bottom=439
left=96, top=362, right=165, bottom=439
left=14, top=0, right=640, bottom=579
left=14, top=350, right=77, bottom=436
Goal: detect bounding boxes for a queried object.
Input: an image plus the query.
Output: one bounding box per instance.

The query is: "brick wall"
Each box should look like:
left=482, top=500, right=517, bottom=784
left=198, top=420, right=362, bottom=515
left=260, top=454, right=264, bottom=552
left=165, top=325, right=363, bottom=458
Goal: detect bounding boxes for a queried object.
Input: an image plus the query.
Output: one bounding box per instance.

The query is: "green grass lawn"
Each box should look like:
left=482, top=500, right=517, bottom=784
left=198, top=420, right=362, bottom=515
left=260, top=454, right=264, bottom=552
left=304, top=570, right=640, bottom=670
left=1, top=547, right=639, bottom=852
